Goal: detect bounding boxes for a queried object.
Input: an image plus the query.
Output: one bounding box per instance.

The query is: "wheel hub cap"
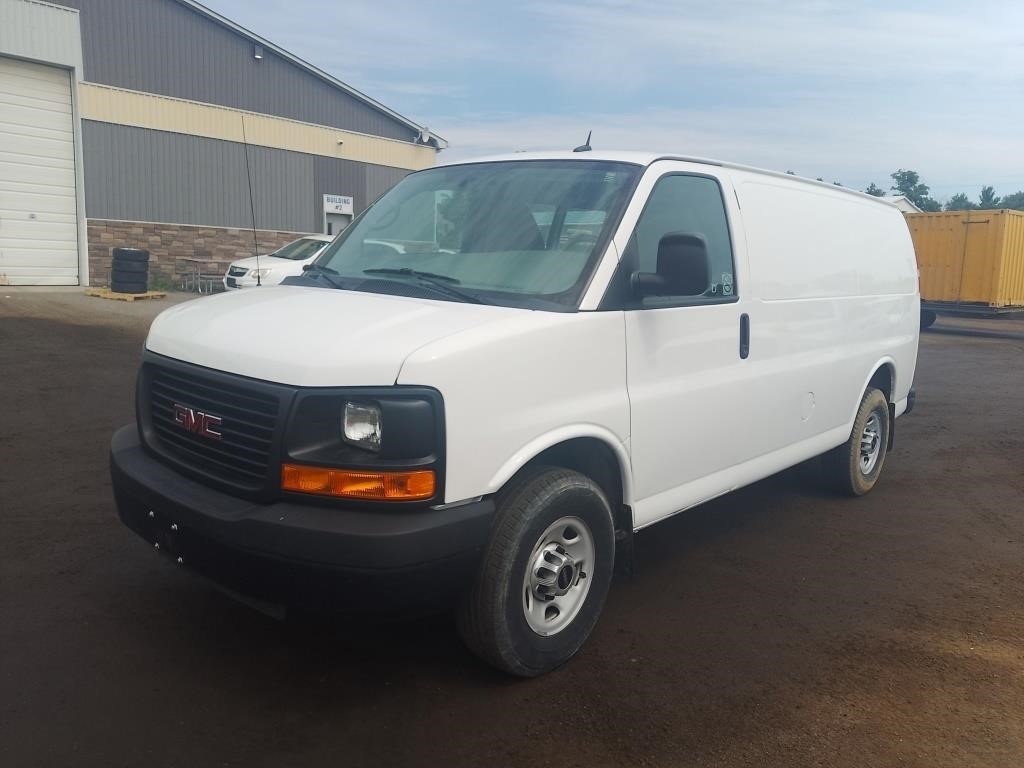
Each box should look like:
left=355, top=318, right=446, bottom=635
left=530, top=544, right=578, bottom=598
left=859, top=412, right=882, bottom=475
left=522, top=516, right=595, bottom=636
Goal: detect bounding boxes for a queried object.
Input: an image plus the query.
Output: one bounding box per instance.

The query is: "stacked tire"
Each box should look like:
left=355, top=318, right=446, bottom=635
left=111, top=248, right=150, bottom=294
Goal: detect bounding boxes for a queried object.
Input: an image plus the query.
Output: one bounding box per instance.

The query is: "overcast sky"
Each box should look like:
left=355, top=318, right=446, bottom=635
left=203, top=0, right=1023, bottom=201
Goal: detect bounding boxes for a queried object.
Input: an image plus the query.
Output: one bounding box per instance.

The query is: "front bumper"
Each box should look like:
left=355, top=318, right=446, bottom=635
left=223, top=275, right=252, bottom=290
left=110, top=425, right=494, bottom=615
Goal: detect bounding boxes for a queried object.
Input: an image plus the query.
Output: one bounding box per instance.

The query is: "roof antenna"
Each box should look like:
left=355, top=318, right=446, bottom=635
left=240, top=115, right=262, bottom=286
left=573, top=131, right=592, bottom=153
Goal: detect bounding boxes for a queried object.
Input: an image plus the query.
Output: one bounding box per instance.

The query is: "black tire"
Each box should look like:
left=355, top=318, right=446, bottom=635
left=111, top=247, right=149, bottom=263
left=822, top=388, right=890, bottom=496
left=458, top=466, right=615, bottom=677
left=112, top=270, right=149, bottom=285
left=112, top=260, right=149, bottom=274
left=920, top=309, right=937, bottom=330
left=111, top=280, right=147, bottom=294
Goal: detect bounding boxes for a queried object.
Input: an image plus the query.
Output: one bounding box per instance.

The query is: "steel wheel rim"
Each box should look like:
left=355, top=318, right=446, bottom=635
left=859, top=411, right=883, bottom=475
left=522, top=516, right=595, bottom=636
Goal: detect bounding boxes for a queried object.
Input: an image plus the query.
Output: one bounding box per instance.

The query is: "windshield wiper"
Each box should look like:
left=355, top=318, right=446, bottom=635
left=301, top=263, right=346, bottom=290
left=363, top=267, right=460, bottom=283
left=362, top=268, right=485, bottom=304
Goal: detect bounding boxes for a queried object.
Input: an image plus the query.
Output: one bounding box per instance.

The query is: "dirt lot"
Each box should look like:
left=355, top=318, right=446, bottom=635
left=2, top=290, right=1022, bottom=768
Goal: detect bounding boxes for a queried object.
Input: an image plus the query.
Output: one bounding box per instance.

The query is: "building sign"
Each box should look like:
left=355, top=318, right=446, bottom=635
left=323, top=194, right=354, bottom=215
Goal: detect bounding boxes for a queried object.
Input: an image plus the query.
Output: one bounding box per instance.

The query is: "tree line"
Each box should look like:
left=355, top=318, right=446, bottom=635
left=862, top=170, right=1024, bottom=212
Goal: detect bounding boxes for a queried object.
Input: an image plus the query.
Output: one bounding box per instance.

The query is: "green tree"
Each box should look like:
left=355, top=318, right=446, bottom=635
left=864, top=183, right=885, bottom=197
left=945, top=193, right=977, bottom=211
left=1000, top=191, right=1024, bottom=210
left=890, top=169, right=940, bottom=211
left=978, top=186, right=1001, bottom=209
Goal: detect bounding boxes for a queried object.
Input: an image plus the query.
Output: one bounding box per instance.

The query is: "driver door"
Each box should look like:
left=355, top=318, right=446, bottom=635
left=621, top=167, right=757, bottom=528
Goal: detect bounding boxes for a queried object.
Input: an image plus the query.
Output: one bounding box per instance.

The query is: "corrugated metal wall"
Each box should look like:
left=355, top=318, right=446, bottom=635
left=60, top=0, right=417, bottom=142
left=0, top=0, right=83, bottom=73
left=310, top=158, right=410, bottom=215
left=366, top=164, right=412, bottom=205
left=78, top=83, right=435, bottom=171
left=311, top=155, right=365, bottom=227
left=83, top=121, right=410, bottom=232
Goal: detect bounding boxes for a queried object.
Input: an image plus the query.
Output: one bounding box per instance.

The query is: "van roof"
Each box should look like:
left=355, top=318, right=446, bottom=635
left=435, top=150, right=895, bottom=206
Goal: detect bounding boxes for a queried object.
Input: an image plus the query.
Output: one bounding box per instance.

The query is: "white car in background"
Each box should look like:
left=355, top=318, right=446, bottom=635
left=223, top=235, right=333, bottom=289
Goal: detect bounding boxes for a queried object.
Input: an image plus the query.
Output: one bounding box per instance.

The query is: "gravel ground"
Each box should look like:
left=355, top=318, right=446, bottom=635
left=1, top=289, right=1022, bottom=768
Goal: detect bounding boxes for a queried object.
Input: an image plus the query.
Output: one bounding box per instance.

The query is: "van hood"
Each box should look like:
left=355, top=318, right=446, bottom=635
left=145, top=287, right=521, bottom=386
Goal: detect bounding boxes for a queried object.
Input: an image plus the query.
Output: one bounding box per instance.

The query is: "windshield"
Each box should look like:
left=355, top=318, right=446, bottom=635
left=313, top=160, right=640, bottom=308
left=272, top=238, right=329, bottom=261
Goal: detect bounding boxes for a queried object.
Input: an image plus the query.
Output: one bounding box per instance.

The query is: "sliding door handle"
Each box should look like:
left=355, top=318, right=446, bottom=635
left=739, top=313, right=750, bottom=359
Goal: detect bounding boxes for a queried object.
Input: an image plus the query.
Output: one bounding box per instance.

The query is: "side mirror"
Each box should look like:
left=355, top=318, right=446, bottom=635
left=631, top=232, right=710, bottom=298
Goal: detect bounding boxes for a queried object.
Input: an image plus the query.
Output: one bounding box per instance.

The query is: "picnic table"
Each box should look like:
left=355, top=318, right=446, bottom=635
left=176, top=256, right=224, bottom=294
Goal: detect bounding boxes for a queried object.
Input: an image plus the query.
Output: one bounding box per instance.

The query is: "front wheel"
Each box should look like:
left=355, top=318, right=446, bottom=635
left=457, top=466, right=615, bottom=677
left=823, top=388, right=890, bottom=496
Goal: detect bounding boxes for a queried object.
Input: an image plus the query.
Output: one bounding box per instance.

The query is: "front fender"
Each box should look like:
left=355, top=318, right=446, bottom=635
left=485, top=425, right=634, bottom=505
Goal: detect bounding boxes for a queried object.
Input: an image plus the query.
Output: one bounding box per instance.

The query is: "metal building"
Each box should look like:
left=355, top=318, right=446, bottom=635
left=0, top=0, right=444, bottom=286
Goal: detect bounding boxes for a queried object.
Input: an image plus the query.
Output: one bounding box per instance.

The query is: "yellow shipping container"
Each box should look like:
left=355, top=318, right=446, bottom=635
left=906, top=209, right=1024, bottom=312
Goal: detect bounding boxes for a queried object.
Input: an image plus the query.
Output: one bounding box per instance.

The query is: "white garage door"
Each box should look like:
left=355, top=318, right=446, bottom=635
left=0, top=56, right=79, bottom=285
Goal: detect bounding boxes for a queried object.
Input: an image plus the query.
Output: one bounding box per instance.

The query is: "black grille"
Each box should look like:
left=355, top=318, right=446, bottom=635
left=146, top=361, right=281, bottom=491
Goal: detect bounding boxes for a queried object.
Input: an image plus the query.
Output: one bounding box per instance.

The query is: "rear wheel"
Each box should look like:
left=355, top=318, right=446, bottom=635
left=458, top=466, right=615, bottom=677
left=823, top=388, right=890, bottom=496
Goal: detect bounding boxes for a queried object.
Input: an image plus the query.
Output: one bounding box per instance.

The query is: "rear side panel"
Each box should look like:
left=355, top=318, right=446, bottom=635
left=734, top=171, right=918, bottom=450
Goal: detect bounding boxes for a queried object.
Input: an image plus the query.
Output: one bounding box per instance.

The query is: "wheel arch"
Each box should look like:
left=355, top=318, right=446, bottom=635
left=852, top=358, right=896, bottom=419
left=845, top=358, right=897, bottom=450
left=486, top=427, right=634, bottom=533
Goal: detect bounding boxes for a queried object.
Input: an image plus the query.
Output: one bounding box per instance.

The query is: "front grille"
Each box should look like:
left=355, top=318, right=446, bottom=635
left=228, top=266, right=248, bottom=277
left=147, top=362, right=281, bottom=491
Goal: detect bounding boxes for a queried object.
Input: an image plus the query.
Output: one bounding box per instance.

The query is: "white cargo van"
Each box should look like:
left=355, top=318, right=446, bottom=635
left=111, top=152, right=919, bottom=676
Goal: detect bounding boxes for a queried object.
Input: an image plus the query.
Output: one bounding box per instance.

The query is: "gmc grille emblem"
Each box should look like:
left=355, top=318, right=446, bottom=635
left=173, top=403, right=223, bottom=440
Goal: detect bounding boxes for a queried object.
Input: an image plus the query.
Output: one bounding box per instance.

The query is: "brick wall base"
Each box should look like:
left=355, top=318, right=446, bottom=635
left=87, top=219, right=311, bottom=289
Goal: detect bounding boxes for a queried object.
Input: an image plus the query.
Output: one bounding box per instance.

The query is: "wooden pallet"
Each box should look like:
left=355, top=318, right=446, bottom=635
left=85, top=288, right=167, bottom=302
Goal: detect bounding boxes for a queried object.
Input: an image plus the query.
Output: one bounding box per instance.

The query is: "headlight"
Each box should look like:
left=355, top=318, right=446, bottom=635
left=342, top=401, right=382, bottom=452
left=251, top=268, right=272, bottom=278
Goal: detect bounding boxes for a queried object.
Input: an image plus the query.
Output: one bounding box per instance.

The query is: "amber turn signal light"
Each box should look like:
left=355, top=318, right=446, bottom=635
left=281, top=464, right=435, bottom=500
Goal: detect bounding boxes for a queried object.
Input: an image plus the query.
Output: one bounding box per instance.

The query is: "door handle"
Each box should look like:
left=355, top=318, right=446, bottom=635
left=739, top=313, right=750, bottom=359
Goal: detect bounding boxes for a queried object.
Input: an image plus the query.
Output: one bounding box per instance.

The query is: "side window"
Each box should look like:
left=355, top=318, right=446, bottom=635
left=631, top=174, right=736, bottom=306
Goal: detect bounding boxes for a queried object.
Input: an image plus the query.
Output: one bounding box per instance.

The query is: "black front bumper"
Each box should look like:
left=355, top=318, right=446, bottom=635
left=110, top=425, right=494, bottom=615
